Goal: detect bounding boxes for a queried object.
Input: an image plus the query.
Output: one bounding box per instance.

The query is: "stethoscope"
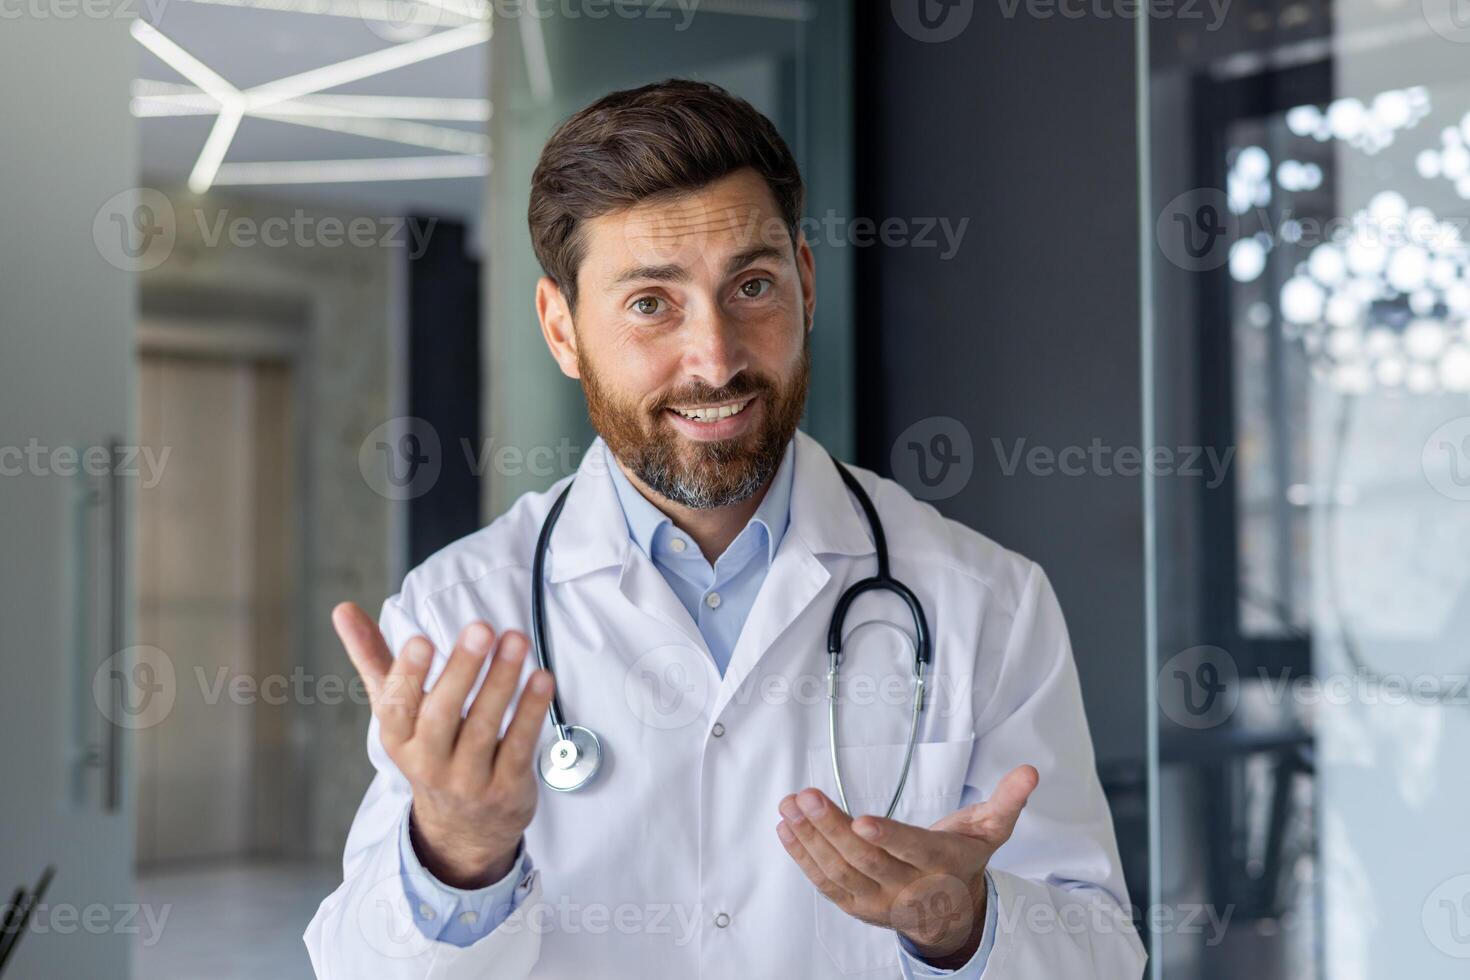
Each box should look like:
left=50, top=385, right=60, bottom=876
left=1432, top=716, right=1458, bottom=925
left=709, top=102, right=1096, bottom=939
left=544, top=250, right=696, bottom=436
left=531, top=453, right=932, bottom=819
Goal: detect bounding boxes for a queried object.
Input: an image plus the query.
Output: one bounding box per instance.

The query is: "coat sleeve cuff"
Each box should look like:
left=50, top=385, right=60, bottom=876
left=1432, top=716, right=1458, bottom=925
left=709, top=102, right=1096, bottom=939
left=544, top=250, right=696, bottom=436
left=396, top=799, right=534, bottom=947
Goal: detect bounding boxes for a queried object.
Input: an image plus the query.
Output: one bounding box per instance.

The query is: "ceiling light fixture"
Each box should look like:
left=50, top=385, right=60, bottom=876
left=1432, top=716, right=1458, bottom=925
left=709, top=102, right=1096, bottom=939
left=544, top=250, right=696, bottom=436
left=130, top=20, right=490, bottom=192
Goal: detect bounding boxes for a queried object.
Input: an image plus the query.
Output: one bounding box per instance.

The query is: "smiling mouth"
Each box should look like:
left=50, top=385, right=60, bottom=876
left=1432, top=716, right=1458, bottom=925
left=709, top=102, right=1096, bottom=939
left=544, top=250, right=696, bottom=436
left=665, top=396, right=756, bottom=423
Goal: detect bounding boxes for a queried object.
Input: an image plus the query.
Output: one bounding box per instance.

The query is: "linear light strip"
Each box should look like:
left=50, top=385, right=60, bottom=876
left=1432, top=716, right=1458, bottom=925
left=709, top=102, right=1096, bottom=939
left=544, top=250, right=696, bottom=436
left=133, top=81, right=490, bottom=121
left=517, top=7, right=553, bottom=105
left=189, top=104, right=245, bottom=192
left=132, top=95, right=219, bottom=117
left=252, top=109, right=489, bottom=154
left=244, top=21, right=490, bottom=111
left=132, top=22, right=489, bottom=191
left=173, top=0, right=476, bottom=25
left=129, top=21, right=240, bottom=107
left=212, top=155, right=489, bottom=185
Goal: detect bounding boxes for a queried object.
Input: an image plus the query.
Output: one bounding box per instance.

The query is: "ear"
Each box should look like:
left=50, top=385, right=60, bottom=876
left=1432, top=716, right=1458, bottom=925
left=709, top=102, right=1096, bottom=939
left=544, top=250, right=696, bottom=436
left=795, top=232, right=817, bottom=333
left=536, top=275, right=580, bottom=379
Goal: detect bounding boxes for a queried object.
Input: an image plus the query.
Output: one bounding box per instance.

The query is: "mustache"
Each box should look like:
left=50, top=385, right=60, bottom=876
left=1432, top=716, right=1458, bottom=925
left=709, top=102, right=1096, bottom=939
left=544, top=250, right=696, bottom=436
left=653, top=374, right=770, bottom=411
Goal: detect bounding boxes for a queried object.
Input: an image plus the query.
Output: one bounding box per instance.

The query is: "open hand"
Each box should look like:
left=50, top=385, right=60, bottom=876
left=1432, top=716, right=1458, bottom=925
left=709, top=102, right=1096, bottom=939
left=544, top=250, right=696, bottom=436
left=332, top=602, right=555, bottom=889
left=776, top=765, right=1039, bottom=969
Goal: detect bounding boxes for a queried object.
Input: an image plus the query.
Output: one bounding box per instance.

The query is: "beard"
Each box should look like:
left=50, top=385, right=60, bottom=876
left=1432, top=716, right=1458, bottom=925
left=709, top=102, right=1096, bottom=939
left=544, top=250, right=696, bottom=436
left=578, top=333, right=811, bottom=510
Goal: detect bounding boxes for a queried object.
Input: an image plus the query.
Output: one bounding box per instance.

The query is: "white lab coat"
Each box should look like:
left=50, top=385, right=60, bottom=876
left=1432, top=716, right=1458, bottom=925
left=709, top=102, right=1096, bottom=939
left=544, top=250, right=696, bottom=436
left=305, top=430, right=1146, bottom=979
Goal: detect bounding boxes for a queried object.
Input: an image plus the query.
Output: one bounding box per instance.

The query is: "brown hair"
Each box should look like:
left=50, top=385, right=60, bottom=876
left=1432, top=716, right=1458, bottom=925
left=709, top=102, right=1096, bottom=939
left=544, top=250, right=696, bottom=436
left=528, top=78, right=805, bottom=309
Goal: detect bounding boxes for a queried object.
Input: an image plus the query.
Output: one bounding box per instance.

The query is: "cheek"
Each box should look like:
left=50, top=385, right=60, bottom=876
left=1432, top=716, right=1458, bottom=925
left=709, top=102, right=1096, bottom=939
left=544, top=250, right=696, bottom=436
left=751, top=319, right=805, bottom=376
left=598, top=332, right=684, bottom=404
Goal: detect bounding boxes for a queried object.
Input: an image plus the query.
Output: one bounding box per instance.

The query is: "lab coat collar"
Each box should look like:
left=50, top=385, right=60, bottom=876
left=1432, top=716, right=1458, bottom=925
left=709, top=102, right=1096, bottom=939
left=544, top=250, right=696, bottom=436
left=785, top=428, right=875, bottom=560
left=546, top=429, right=874, bottom=584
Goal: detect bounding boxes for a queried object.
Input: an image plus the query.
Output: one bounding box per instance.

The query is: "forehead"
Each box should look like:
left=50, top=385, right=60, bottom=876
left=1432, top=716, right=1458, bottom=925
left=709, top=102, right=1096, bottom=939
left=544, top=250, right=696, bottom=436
left=579, top=168, right=789, bottom=283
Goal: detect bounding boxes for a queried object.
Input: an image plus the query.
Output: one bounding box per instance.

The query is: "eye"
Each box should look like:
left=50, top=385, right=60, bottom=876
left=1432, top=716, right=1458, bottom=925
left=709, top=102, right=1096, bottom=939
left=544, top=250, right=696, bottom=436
left=737, top=277, right=772, bottom=299
left=632, top=296, right=665, bottom=316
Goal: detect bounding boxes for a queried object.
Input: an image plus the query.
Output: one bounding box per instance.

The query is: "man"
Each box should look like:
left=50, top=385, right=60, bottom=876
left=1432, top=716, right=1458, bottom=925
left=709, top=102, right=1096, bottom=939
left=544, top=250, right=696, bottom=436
left=306, top=79, right=1145, bottom=979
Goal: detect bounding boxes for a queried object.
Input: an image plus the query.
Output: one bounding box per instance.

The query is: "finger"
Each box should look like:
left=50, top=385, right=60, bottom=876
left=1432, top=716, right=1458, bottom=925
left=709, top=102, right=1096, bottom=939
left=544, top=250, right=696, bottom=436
left=852, top=815, right=964, bottom=870
left=415, top=622, right=495, bottom=757
left=332, top=602, right=426, bottom=744
left=490, top=669, right=555, bottom=789
left=331, top=602, right=393, bottom=702
left=378, top=635, right=434, bottom=745
left=777, top=791, right=880, bottom=898
left=453, top=631, right=530, bottom=777
left=776, top=820, right=851, bottom=907
left=796, top=790, right=918, bottom=884
left=932, top=765, right=1039, bottom=844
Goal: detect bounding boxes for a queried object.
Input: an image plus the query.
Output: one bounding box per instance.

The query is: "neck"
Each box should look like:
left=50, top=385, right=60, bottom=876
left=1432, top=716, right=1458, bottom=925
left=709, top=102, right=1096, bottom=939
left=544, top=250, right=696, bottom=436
left=616, top=459, right=773, bottom=562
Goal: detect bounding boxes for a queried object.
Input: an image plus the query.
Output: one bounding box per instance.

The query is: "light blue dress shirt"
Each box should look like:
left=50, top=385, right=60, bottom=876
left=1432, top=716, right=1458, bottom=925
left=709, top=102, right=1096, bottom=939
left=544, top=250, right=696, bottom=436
left=396, top=440, right=993, bottom=977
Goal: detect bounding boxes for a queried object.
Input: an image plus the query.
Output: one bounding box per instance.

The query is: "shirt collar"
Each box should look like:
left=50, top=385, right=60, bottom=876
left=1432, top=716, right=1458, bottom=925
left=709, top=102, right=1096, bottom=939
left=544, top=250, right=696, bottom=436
left=607, top=439, right=796, bottom=567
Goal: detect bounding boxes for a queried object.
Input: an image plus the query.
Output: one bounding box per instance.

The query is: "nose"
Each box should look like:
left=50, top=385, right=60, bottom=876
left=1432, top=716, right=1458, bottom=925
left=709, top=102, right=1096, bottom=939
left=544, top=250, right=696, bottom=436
left=682, top=305, right=748, bottom=391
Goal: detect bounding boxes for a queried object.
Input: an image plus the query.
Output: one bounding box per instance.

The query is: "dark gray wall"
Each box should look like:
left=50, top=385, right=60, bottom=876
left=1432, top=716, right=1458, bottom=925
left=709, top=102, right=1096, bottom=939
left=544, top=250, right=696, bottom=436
left=854, top=6, right=1146, bottom=769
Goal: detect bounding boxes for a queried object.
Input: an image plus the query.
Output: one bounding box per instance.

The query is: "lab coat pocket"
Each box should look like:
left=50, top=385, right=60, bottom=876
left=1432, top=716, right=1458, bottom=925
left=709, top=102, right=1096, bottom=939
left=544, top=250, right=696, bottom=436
left=804, top=737, right=974, bottom=974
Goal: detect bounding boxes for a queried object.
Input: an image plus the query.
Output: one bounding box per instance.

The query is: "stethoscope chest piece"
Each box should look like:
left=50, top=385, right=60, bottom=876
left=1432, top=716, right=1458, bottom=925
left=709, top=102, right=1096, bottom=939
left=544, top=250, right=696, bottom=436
left=538, top=725, right=603, bottom=792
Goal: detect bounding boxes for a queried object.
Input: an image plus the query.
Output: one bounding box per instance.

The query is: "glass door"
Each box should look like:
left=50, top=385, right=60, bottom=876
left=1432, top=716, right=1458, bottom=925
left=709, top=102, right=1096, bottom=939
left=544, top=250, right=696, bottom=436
left=1145, top=3, right=1470, bottom=978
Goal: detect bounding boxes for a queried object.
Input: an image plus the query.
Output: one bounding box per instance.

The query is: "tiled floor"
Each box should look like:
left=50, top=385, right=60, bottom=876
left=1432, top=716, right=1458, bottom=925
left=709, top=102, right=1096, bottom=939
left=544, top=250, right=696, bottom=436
left=134, top=861, right=340, bottom=979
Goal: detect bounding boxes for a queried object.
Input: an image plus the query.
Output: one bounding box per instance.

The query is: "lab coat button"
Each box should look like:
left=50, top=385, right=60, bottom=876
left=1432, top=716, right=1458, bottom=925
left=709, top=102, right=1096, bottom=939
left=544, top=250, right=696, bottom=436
left=711, top=722, right=726, bottom=738
left=714, top=912, right=731, bottom=928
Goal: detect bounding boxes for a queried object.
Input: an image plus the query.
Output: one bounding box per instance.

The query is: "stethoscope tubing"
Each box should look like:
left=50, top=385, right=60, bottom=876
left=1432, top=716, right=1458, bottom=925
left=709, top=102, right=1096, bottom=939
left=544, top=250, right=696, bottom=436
left=530, top=481, right=574, bottom=738
left=531, top=453, right=933, bottom=811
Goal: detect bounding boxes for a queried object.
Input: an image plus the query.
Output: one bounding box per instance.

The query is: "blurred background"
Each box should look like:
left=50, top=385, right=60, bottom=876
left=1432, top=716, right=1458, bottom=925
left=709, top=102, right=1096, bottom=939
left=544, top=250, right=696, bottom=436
left=1, top=0, right=1467, bottom=977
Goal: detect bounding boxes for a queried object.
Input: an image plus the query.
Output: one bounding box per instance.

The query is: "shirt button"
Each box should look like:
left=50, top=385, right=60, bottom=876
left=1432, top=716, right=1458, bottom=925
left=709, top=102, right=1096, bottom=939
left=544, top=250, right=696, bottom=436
left=458, top=911, right=478, bottom=925
left=705, top=591, right=722, bottom=609
left=670, top=537, right=687, bottom=553
left=418, top=903, right=436, bottom=921
left=714, top=912, right=731, bottom=928
left=711, top=722, right=726, bottom=738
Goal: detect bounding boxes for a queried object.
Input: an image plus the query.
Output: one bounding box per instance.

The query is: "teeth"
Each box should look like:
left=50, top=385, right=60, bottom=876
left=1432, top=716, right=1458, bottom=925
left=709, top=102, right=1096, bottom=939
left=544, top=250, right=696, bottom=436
left=673, top=398, right=751, bottom=422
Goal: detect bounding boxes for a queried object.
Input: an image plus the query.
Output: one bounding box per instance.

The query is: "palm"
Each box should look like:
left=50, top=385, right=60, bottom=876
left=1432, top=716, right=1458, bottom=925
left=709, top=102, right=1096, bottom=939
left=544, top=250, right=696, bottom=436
left=775, top=764, right=1040, bottom=969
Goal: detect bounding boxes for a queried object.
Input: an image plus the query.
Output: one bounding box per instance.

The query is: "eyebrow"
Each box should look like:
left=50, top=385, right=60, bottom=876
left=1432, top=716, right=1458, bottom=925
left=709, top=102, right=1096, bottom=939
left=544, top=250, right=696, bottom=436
left=608, top=244, right=788, bottom=288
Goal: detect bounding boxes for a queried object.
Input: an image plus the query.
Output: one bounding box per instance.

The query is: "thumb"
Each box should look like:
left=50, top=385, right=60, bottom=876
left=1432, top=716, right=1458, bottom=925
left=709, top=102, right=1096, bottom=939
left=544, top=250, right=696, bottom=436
left=932, top=764, right=1040, bottom=844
